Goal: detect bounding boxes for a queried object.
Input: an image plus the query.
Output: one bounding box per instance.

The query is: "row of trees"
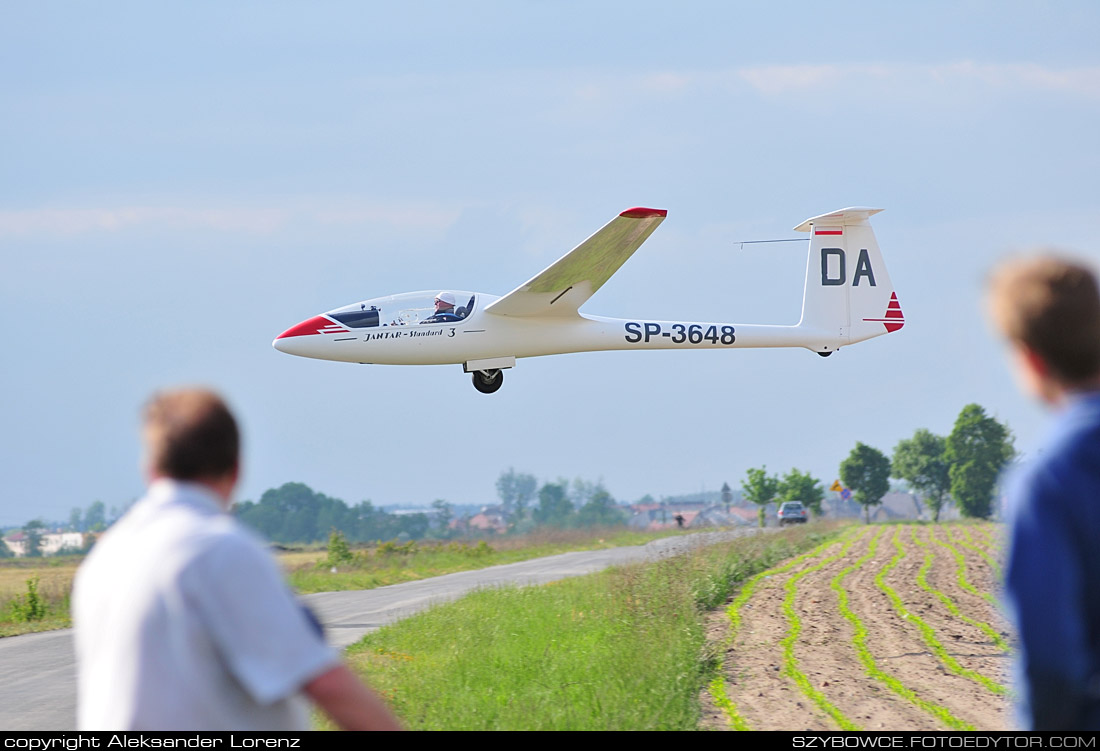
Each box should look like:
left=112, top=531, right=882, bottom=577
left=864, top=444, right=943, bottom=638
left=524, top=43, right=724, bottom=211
left=234, top=475, right=630, bottom=544
left=234, top=483, right=431, bottom=543
left=494, top=469, right=628, bottom=531
left=844, top=403, right=1014, bottom=522
left=5, top=403, right=1014, bottom=553
left=741, top=468, right=824, bottom=527
left=740, top=404, right=1015, bottom=525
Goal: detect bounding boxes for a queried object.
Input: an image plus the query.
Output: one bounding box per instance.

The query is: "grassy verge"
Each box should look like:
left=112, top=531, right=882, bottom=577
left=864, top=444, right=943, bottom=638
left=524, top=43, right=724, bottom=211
left=0, top=527, right=694, bottom=637
left=286, top=527, right=696, bottom=594
left=337, top=523, right=846, bottom=730
left=0, top=558, right=82, bottom=636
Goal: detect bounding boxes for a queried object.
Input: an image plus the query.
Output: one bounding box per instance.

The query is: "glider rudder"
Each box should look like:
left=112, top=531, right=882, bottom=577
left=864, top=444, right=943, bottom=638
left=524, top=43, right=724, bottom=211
left=793, top=207, right=902, bottom=353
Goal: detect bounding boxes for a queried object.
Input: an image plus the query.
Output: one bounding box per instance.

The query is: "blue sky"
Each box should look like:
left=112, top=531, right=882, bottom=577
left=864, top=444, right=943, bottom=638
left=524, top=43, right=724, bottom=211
left=2, top=2, right=1098, bottom=526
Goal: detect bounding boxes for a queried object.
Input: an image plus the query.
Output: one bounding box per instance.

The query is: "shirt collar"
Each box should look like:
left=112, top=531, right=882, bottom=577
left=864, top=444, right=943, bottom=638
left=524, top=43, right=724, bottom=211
left=146, top=477, right=227, bottom=515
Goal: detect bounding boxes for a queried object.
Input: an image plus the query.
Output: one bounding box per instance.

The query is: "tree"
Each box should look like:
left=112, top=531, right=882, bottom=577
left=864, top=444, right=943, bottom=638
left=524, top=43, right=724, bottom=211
left=85, top=501, right=106, bottom=533
left=892, top=429, right=951, bottom=522
left=720, top=482, right=733, bottom=512
left=325, top=529, right=354, bottom=567
left=779, top=469, right=825, bottom=518
left=945, top=404, right=1015, bottom=519
left=23, top=519, right=46, bottom=557
left=741, top=467, right=779, bottom=527
left=532, top=482, right=574, bottom=528
left=840, top=443, right=891, bottom=523
left=576, top=486, right=627, bottom=528
left=496, top=468, right=537, bottom=523
left=431, top=499, right=453, bottom=536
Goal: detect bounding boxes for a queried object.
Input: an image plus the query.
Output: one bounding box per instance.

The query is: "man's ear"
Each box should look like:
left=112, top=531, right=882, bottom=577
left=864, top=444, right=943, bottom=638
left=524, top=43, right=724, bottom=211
left=1021, top=346, right=1050, bottom=379
left=1015, top=344, right=1064, bottom=406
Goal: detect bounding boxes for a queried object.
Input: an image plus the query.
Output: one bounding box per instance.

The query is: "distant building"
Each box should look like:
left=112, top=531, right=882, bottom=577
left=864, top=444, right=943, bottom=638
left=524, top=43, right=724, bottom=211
left=466, top=513, right=507, bottom=534
left=3, top=531, right=86, bottom=557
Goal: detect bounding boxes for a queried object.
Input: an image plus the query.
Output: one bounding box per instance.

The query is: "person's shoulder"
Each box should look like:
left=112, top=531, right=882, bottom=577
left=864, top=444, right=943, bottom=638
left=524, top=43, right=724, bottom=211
left=196, top=514, right=273, bottom=564
left=1040, top=399, right=1100, bottom=478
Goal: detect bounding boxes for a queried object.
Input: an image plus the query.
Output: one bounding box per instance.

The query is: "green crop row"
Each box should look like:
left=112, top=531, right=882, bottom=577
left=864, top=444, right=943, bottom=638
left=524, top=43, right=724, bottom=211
left=877, top=529, right=1006, bottom=696
left=931, top=528, right=998, bottom=607
left=910, top=527, right=1008, bottom=652
left=832, top=527, right=974, bottom=731
left=708, top=526, right=860, bottom=730
left=949, top=527, right=1003, bottom=580
left=779, top=533, right=863, bottom=730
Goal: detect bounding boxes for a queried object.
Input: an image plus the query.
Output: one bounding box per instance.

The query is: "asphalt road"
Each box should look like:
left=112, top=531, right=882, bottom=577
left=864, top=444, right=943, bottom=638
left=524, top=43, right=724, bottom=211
left=0, top=528, right=759, bottom=730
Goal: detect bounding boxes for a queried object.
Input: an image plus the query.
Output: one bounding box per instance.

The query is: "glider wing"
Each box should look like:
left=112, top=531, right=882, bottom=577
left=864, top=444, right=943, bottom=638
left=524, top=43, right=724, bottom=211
left=483, top=208, right=667, bottom=318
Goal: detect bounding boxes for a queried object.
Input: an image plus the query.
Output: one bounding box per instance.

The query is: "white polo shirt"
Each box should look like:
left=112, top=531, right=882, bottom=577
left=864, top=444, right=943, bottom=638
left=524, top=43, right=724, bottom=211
left=73, top=479, right=338, bottom=731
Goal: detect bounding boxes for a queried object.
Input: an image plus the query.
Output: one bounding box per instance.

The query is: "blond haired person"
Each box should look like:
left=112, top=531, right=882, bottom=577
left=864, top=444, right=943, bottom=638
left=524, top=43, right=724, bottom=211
left=989, top=256, right=1100, bottom=730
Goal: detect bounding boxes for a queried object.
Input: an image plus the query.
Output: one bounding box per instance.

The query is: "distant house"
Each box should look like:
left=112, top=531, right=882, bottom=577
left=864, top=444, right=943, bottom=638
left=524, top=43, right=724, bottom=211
left=3, top=531, right=86, bottom=557
left=869, top=492, right=922, bottom=522
left=725, top=507, right=758, bottom=526
left=466, top=511, right=508, bottom=535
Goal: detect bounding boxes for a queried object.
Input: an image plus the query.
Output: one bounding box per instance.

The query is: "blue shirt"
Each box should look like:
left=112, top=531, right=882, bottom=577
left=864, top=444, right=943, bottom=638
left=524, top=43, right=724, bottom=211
left=1004, top=391, right=1100, bottom=730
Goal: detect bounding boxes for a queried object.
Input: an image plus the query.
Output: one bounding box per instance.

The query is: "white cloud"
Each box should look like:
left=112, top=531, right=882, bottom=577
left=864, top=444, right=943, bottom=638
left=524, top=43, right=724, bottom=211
left=736, top=61, right=1100, bottom=100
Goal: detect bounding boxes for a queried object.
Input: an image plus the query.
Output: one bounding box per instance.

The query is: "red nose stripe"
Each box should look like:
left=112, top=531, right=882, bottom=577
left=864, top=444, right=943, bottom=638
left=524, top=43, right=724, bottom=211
left=277, top=315, right=348, bottom=339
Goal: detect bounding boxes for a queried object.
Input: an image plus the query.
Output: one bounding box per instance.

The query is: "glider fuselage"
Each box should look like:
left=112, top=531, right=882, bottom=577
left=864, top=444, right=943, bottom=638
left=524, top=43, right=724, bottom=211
left=274, top=295, right=831, bottom=367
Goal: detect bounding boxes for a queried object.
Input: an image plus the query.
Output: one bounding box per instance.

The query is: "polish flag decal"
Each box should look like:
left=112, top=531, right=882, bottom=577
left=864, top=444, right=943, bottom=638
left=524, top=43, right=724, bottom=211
left=862, top=292, right=905, bottom=333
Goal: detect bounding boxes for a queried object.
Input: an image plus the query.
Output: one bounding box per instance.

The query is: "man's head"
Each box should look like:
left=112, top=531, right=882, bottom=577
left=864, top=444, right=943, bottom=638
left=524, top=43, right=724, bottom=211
left=143, top=388, right=240, bottom=502
left=434, top=291, right=456, bottom=311
left=987, top=255, right=1100, bottom=404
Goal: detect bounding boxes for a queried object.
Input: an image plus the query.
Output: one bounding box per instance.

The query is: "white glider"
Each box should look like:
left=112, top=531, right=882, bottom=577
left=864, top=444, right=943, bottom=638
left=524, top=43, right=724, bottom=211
left=273, top=207, right=904, bottom=392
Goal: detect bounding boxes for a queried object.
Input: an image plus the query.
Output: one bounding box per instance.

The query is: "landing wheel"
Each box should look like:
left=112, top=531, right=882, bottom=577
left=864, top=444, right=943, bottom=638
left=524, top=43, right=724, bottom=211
left=817, top=350, right=833, bottom=358
left=472, top=369, right=503, bottom=394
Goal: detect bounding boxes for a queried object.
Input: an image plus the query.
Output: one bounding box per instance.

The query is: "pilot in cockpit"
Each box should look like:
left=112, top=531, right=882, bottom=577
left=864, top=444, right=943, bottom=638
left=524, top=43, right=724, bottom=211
left=421, top=291, right=462, bottom=324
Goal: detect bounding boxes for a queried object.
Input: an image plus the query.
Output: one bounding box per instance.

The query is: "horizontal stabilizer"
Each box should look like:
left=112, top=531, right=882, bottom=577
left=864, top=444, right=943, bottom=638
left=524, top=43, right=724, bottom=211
left=793, top=207, right=883, bottom=233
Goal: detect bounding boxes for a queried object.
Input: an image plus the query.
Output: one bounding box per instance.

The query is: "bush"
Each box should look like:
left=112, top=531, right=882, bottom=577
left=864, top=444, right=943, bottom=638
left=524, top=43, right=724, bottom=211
left=8, top=577, right=46, bottom=622
left=325, top=530, right=355, bottom=567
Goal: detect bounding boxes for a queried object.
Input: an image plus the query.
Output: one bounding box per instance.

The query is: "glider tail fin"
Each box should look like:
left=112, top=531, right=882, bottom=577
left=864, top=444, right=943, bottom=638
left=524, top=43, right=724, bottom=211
left=794, top=207, right=903, bottom=352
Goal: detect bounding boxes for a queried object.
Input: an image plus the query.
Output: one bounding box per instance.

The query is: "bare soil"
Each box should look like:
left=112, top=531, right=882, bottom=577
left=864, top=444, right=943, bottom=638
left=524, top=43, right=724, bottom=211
left=700, top=523, right=1011, bottom=731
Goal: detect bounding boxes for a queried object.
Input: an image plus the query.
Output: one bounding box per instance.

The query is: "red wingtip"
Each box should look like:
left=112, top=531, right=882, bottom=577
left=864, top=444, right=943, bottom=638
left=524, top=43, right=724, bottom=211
left=619, top=207, right=668, bottom=218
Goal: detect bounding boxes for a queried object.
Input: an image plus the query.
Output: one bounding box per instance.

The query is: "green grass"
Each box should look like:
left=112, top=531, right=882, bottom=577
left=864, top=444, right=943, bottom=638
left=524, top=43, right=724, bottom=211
left=831, top=526, right=973, bottom=731
left=0, top=527, right=693, bottom=637
left=0, top=561, right=79, bottom=636
left=338, top=524, right=844, bottom=730
left=287, top=527, right=695, bottom=594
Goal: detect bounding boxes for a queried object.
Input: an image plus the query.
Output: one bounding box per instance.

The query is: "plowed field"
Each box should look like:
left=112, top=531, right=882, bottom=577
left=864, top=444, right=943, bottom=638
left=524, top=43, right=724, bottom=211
left=700, top=523, right=1011, bottom=731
